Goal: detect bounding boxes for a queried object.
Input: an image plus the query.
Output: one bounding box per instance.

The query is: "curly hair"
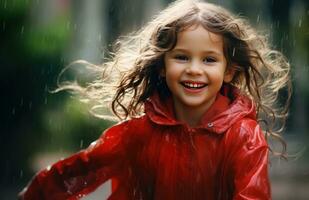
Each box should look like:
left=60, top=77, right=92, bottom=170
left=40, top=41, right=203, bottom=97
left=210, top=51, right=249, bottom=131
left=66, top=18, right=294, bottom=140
left=57, top=0, right=291, bottom=158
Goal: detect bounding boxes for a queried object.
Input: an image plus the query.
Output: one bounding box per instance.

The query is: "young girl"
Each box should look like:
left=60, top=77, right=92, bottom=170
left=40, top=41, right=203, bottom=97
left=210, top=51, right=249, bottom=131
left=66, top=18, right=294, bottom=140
left=20, top=0, right=291, bottom=199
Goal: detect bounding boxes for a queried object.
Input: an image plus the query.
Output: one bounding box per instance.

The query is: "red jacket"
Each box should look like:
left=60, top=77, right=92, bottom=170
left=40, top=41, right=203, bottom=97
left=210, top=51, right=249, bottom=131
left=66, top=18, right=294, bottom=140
left=20, top=86, right=271, bottom=199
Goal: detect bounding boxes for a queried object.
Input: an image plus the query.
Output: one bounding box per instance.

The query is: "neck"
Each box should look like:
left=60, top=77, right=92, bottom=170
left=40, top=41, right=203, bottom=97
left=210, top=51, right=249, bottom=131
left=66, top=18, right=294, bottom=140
left=173, top=97, right=216, bottom=127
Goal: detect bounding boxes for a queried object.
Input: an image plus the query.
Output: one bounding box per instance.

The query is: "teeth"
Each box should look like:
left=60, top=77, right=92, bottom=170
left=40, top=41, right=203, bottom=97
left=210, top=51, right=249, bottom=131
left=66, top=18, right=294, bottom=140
left=184, top=82, right=205, bottom=88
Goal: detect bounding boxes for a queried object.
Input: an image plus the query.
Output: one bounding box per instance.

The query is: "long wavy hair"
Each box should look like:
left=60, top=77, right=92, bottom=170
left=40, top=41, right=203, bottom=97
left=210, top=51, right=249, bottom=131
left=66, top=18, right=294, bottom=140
left=57, top=0, right=291, bottom=158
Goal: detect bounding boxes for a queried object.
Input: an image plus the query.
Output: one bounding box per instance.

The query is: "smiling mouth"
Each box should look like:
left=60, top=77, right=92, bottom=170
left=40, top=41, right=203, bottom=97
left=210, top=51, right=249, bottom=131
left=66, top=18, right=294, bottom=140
left=181, top=81, right=208, bottom=89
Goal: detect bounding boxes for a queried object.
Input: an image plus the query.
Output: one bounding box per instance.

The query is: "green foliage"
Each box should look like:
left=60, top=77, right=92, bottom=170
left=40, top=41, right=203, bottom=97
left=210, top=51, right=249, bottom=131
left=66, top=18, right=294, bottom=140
left=23, top=16, right=70, bottom=58
left=41, top=97, right=114, bottom=152
left=0, top=0, right=30, bottom=17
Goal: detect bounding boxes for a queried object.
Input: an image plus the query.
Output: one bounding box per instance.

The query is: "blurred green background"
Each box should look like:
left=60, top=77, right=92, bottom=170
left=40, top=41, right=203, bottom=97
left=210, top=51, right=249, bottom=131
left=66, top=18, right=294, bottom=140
left=1, top=0, right=308, bottom=199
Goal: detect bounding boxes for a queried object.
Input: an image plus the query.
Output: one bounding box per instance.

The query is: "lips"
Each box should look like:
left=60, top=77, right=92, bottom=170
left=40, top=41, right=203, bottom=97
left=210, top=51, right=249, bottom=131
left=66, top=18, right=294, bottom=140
left=181, top=81, right=208, bottom=89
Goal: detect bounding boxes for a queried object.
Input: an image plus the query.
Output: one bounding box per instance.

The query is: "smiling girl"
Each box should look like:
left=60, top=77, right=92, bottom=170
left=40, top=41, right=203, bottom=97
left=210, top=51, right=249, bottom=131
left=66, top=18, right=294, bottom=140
left=163, top=25, right=234, bottom=127
left=20, top=0, right=291, bottom=199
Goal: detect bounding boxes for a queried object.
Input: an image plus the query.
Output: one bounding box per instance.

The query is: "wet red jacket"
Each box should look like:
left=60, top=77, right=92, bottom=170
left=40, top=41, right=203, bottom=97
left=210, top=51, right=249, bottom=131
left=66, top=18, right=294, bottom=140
left=20, top=86, right=271, bottom=200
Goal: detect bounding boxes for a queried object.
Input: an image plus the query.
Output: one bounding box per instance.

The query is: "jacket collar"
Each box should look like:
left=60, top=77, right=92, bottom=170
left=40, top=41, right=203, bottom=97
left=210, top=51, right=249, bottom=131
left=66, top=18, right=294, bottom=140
left=144, top=85, right=256, bottom=134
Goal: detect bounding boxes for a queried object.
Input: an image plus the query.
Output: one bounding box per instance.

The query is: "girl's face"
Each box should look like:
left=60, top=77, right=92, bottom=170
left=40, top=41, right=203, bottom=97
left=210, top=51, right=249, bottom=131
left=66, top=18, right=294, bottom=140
left=163, top=25, right=234, bottom=116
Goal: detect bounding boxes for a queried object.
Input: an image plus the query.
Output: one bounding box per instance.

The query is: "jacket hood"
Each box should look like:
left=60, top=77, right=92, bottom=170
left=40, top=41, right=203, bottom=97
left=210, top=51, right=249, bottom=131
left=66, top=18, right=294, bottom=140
left=144, top=85, right=256, bottom=134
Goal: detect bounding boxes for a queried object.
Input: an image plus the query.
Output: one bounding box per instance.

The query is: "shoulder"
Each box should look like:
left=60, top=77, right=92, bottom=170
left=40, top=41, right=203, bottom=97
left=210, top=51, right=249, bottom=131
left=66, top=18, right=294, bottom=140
left=103, top=115, right=147, bottom=131
left=100, top=115, right=149, bottom=140
left=225, top=118, right=268, bottom=148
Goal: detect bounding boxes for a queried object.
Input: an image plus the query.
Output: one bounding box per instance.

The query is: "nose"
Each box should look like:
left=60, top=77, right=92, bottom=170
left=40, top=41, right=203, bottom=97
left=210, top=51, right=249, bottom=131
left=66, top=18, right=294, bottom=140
left=185, top=60, right=203, bottom=75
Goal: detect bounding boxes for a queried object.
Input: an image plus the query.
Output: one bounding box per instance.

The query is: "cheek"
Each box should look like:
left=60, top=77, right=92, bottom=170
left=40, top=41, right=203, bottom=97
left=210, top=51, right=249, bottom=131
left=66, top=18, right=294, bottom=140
left=165, top=63, right=181, bottom=78
left=208, top=68, right=226, bottom=81
left=165, top=70, right=177, bottom=85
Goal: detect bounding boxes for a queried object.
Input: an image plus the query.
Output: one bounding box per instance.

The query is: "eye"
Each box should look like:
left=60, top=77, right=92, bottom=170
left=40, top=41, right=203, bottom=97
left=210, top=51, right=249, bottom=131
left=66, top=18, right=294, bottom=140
left=203, top=57, right=217, bottom=63
left=174, top=55, right=189, bottom=61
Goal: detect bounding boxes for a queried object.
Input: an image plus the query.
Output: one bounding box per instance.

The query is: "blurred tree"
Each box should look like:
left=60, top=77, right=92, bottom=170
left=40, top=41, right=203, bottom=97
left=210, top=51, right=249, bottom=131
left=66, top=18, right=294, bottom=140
left=268, top=0, right=309, bottom=134
left=0, top=0, right=71, bottom=191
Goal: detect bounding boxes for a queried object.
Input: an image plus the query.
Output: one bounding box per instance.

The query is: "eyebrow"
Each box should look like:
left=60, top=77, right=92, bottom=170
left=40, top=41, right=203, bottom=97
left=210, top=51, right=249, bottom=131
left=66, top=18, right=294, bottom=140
left=171, top=48, right=223, bottom=56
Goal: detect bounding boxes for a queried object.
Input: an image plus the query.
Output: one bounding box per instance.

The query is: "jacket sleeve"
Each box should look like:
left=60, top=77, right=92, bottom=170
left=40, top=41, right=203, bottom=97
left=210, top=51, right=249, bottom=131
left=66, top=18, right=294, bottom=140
left=19, top=121, right=131, bottom=200
left=229, top=119, right=271, bottom=200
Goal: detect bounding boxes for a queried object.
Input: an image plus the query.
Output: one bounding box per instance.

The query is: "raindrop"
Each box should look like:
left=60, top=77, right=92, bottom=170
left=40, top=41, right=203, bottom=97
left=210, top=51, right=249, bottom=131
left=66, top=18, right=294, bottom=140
left=232, top=48, right=235, bottom=57
left=12, top=107, right=15, bottom=115
left=21, top=25, right=24, bottom=35
left=298, top=19, right=302, bottom=27
left=256, top=15, right=260, bottom=23
left=20, top=170, right=23, bottom=178
left=44, top=97, right=48, bottom=105
left=29, top=101, right=32, bottom=110
left=80, top=140, right=84, bottom=148
left=20, top=97, right=24, bottom=106
left=46, top=165, right=51, bottom=171
left=4, top=0, right=7, bottom=9
left=66, top=21, right=71, bottom=30
left=2, top=21, right=5, bottom=31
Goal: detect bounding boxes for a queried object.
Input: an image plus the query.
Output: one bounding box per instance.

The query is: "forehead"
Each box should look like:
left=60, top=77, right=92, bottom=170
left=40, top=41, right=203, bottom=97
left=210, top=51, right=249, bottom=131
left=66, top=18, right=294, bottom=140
left=174, top=25, right=224, bottom=52
left=178, top=25, right=223, bottom=44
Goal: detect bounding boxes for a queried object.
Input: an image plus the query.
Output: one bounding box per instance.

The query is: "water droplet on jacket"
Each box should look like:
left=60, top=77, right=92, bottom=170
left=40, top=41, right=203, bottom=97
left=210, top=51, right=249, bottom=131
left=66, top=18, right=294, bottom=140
left=165, top=134, right=169, bottom=142
left=66, top=190, right=73, bottom=195
left=90, top=141, right=97, bottom=147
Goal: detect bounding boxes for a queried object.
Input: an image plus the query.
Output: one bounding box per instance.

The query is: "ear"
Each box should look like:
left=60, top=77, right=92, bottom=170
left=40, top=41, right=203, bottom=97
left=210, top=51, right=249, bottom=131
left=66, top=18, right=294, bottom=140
left=223, top=66, right=235, bottom=83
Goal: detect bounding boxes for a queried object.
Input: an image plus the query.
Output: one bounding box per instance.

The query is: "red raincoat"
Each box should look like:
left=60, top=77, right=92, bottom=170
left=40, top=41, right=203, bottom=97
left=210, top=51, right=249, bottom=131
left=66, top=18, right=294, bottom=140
left=19, top=86, right=271, bottom=199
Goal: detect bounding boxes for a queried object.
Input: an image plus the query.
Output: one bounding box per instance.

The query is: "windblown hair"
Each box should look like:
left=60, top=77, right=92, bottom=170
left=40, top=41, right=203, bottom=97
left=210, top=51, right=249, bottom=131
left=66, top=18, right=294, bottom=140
left=57, top=0, right=291, bottom=158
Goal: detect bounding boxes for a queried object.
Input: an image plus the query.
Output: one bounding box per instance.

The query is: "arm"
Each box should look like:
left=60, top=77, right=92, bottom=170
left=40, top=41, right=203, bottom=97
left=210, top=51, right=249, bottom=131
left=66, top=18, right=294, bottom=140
left=230, top=120, right=271, bottom=200
left=19, top=121, right=131, bottom=200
